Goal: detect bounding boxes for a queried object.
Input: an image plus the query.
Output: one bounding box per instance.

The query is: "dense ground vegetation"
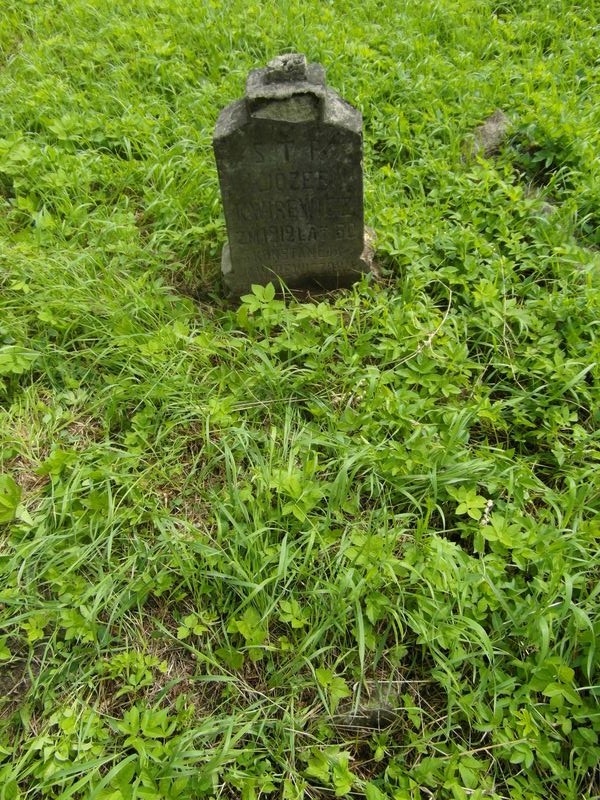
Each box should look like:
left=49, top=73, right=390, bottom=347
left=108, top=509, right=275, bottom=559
left=1, top=0, right=599, bottom=797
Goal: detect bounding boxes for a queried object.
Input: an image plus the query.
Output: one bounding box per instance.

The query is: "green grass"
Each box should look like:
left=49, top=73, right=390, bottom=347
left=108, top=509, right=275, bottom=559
left=1, top=0, right=599, bottom=798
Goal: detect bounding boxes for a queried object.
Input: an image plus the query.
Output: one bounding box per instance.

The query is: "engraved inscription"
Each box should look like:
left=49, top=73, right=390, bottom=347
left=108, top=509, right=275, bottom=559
left=251, top=137, right=337, bottom=165
left=230, top=197, right=356, bottom=224
left=237, top=221, right=359, bottom=247
left=253, top=169, right=329, bottom=193
left=213, top=55, right=365, bottom=293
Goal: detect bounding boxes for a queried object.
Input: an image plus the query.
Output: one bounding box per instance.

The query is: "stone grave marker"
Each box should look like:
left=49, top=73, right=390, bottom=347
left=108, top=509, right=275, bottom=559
left=213, top=54, right=369, bottom=295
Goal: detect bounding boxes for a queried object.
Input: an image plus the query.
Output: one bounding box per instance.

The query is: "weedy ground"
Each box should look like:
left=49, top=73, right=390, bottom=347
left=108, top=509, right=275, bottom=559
left=1, top=0, right=599, bottom=798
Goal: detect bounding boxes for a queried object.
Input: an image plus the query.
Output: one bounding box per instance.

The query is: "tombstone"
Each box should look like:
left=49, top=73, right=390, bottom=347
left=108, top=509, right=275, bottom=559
left=213, top=54, right=369, bottom=296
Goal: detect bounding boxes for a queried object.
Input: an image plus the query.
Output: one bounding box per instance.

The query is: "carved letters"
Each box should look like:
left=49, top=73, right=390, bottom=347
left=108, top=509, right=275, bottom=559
left=213, top=54, right=367, bottom=294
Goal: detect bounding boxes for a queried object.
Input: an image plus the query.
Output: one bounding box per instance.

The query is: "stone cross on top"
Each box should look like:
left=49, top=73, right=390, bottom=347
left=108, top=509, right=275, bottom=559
left=213, top=54, right=368, bottom=295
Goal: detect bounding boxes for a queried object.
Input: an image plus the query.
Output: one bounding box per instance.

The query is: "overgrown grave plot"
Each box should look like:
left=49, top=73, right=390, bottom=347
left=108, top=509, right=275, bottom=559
left=1, top=0, right=600, bottom=797
left=2, top=264, right=599, bottom=797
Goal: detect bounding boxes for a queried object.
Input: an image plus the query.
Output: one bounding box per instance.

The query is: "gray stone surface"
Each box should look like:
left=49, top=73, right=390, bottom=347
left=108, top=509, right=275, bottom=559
left=213, top=54, right=368, bottom=295
left=468, top=109, right=512, bottom=158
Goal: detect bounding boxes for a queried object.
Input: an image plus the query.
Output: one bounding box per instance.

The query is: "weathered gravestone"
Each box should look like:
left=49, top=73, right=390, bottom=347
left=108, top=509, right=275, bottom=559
left=213, top=54, right=369, bottom=295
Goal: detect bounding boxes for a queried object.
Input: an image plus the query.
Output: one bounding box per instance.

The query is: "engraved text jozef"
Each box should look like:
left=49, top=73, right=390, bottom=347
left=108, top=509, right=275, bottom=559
left=213, top=54, right=368, bottom=295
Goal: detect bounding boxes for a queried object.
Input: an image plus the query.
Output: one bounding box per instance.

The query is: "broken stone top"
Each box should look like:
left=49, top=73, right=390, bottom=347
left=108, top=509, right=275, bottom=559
left=246, top=53, right=327, bottom=108
left=265, top=54, right=308, bottom=83
left=214, top=53, right=360, bottom=135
